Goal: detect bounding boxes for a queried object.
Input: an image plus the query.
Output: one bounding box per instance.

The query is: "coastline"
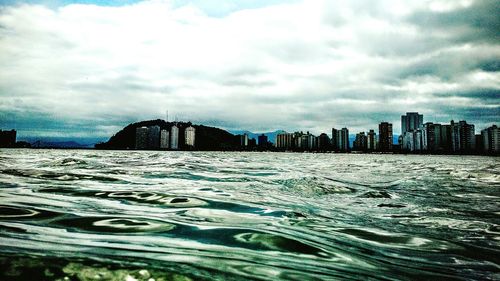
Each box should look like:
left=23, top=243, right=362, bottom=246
left=3, top=147, right=498, bottom=156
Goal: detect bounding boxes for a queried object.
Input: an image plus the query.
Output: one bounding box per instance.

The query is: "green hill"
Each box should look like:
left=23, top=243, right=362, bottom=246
left=95, top=119, right=239, bottom=150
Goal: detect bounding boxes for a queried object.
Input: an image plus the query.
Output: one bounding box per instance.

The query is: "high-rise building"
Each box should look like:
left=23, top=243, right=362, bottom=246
left=276, top=133, right=284, bottom=148
left=135, top=127, right=148, bottom=149
left=439, top=124, right=452, bottom=151
left=239, top=133, right=249, bottom=147
left=432, top=124, right=443, bottom=150
left=367, top=130, right=377, bottom=151
left=331, top=128, right=339, bottom=151
left=0, top=129, right=16, bottom=147
left=353, top=132, right=367, bottom=151
left=160, top=129, right=170, bottom=149
left=147, top=125, right=160, bottom=149
left=451, top=120, right=475, bottom=152
left=318, top=133, right=330, bottom=150
left=378, top=122, right=393, bottom=151
left=248, top=138, right=257, bottom=147
left=338, top=128, right=349, bottom=151
left=276, top=132, right=294, bottom=149
left=461, top=121, right=475, bottom=151
left=306, top=133, right=317, bottom=150
left=422, top=122, right=437, bottom=151
left=402, top=128, right=423, bottom=151
left=401, top=112, right=423, bottom=134
left=414, top=129, right=423, bottom=151
left=170, top=125, right=179, bottom=150
left=185, top=126, right=196, bottom=147
left=300, top=134, right=309, bottom=149
left=402, top=131, right=409, bottom=151
left=475, top=134, right=484, bottom=152
left=276, top=131, right=319, bottom=151
left=258, top=134, right=268, bottom=147
left=481, top=125, right=499, bottom=153
left=293, top=132, right=302, bottom=149
left=290, top=133, right=298, bottom=149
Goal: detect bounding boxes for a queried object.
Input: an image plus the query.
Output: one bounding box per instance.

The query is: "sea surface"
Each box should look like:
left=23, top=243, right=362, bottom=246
left=0, top=149, right=499, bottom=280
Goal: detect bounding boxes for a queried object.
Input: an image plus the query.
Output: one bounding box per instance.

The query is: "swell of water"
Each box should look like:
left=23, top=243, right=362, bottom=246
left=0, top=149, right=499, bottom=280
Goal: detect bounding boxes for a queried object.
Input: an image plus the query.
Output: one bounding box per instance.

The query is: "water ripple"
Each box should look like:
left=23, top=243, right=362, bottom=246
left=0, top=149, right=498, bottom=280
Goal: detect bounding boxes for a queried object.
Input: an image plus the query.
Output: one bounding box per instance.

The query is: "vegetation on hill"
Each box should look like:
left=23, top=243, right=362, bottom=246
left=95, top=119, right=239, bottom=150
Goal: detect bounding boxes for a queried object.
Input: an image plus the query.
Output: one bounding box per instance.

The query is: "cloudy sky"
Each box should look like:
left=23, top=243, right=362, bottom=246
left=0, top=0, right=498, bottom=140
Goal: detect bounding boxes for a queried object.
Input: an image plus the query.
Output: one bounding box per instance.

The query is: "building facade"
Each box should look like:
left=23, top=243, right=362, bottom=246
left=353, top=132, right=367, bottom=151
left=401, top=112, right=423, bottom=134
left=239, top=133, right=249, bottom=147
left=402, top=128, right=424, bottom=151
left=378, top=122, right=393, bottom=151
left=160, top=129, right=170, bottom=149
left=135, top=127, right=149, bottom=149
left=439, top=124, right=452, bottom=151
left=367, top=129, right=377, bottom=151
left=248, top=138, right=257, bottom=147
left=481, top=125, right=499, bottom=153
left=338, top=128, right=349, bottom=151
left=258, top=134, right=268, bottom=147
left=170, top=125, right=179, bottom=150
left=331, top=128, right=339, bottom=151
left=422, top=122, right=437, bottom=151
left=276, top=131, right=320, bottom=151
left=276, top=132, right=294, bottom=149
left=306, top=133, right=317, bottom=150
left=185, top=126, right=196, bottom=147
left=147, top=125, right=160, bottom=149
left=451, top=120, right=475, bottom=152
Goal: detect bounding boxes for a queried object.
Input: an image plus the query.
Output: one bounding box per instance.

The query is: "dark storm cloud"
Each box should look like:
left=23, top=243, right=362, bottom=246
left=478, top=60, right=500, bottom=72
left=434, top=88, right=500, bottom=101
left=407, top=0, right=500, bottom=44
left=394, top=47, right=500, bottom=80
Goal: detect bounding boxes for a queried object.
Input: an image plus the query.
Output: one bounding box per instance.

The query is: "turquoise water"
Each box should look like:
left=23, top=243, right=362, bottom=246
left=0, top=149, right=499, bottom=280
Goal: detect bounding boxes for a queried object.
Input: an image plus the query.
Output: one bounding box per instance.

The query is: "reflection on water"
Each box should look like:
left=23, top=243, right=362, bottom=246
left=0, top=149, right=499, bottom=280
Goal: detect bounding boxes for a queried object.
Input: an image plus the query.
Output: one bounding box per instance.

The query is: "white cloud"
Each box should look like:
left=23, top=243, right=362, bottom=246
left=0, top=0, right=498, bottom=137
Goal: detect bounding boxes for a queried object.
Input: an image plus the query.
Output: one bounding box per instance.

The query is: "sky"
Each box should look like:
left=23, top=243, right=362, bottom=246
left=0, top=0, right=498, bottom=140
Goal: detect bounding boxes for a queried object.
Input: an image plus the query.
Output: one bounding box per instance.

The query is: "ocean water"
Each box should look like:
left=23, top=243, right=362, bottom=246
left=0, top=149, right=498, bottom=280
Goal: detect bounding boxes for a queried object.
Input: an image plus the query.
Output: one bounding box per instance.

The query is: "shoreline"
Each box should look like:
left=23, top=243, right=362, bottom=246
left=2, top=147, right=498, bottom=156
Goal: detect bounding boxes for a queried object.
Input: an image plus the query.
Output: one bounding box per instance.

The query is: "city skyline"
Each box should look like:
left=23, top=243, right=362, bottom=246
left=122, top=114, right=498, bottom=153
left=0, top=0, right=498, bottom=139
left=4, top=113, right=500, bottom=146
left=5, top=110, right=497, bottom=154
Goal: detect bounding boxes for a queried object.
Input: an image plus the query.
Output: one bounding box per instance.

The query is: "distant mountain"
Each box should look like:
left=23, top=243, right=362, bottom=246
left=31, top=141, right=89, bottom=148
left=229, top=130, right=285, bottom=144
left=21, top=137, right=106, bottom=148
left=95, top=119, right=239, bottom=150
left=393, top=135, right=400, bottom=145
